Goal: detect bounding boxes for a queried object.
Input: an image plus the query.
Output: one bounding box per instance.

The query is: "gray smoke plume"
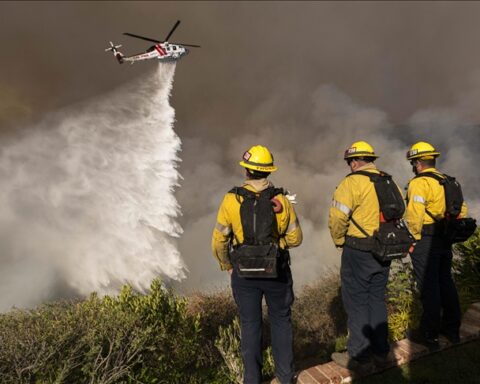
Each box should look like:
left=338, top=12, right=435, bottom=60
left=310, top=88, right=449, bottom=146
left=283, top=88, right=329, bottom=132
left=0, top=64, right=185, bottom=311
left=176, top=81, right=480, bottom=293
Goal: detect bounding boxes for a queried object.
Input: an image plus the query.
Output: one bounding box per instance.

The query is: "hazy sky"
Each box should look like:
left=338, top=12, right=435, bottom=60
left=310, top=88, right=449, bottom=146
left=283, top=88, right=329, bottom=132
left=1, top=2, right=480, bottom=296
left=3, top=2, right=480, bottom=131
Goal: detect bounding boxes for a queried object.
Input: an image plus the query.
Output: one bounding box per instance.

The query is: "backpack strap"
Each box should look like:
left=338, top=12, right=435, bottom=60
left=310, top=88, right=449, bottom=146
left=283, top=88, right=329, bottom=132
left=229, top=186, right=257, bottom=205
left=346, top=170, right=377, bottom=236
left=228, top=187, right=257, bottom=245
left=268, top=187, right=285, bottom=199
left=349, top=216, right=370, bottom=238
left=424, top=209, right=437, bottom=222
left=347, top=170, right=373, bottom=179
left=413, top=172, right=448, bottom=222
left=228, top=186, right=284, bottom=200
left=414, top=171, right=446, bottom=184
left=346, top=169, right=390, bottom=181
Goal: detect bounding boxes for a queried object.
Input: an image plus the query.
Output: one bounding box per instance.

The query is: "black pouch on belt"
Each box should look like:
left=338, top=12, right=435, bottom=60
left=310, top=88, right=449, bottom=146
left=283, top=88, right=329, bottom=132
left=231, top=244, right=279, bottom=278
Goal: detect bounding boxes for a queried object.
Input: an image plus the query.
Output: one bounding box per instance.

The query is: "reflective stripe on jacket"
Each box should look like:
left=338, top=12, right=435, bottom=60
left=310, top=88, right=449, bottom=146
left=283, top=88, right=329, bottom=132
left=211, top=180, right=303, bottom=271
left=405, top=168, right=468, bottom=240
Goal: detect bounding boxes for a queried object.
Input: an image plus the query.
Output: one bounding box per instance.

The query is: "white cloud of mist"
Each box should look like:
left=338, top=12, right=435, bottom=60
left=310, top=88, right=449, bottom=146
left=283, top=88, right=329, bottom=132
left=0, top=64, right=185, bottom=311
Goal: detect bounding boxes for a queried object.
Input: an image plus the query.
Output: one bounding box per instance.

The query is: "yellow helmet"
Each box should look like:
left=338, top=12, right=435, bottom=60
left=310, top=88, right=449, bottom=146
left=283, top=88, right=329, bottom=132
left=239, top=145, right=278, bottom=172
left=406, top=141, right=440, bottom=160
left=344, top=141, right=379, bottom=160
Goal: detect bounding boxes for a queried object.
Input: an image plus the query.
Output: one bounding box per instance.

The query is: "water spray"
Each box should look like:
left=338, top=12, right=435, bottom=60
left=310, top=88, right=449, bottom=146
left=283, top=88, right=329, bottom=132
left=0, top=64, right=185, bottom=311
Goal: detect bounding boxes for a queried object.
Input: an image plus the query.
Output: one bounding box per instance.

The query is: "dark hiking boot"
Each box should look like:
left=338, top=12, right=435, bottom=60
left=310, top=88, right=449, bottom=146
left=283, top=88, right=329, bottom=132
left=439, top=331, right=460, bottom=345
left=268, top=375, right=297, bottom=384
left=289, top=374, right=298, bottom=384
left=268, top=373, right=297, bottom=384
left=407, top=329, right=439, bottom=350
left=439, top=327, right=461, bottom=345
left=372, top=352, right=393, bottom=369
left=331, top=351, right=374, bottom=372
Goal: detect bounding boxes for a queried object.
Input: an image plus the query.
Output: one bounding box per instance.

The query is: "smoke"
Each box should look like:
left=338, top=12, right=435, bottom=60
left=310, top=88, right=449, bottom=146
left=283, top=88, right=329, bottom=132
left=0, top=64, right=185, bottom=311
left=175, top=83, right=400, bottom=291
left=176, top=80, right=480, bottom=293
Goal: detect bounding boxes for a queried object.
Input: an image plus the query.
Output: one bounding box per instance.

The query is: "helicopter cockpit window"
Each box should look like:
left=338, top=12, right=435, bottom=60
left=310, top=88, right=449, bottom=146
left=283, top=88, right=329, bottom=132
left=173, top=46, right=177, bottom=50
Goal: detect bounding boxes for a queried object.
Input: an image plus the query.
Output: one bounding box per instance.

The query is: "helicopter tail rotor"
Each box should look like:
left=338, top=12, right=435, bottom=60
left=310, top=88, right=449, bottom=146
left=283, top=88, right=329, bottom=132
left=105, top=42, right=124, bottom=64
left=105, top=41, right=122, bottom=52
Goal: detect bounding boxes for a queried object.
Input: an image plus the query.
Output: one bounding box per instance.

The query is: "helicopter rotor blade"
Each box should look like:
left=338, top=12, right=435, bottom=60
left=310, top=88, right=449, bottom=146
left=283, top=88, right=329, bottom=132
left=164, top=20, right=181, bottom=42
left=175, top=43, right=201, bottom=48
left=123, top=33, right=161, bottom=44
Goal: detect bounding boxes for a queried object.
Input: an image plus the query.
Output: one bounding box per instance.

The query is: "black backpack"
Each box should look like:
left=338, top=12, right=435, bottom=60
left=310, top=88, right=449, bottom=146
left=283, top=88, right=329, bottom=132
left=228, top=186, right=285, bottom=278
left=414, top=172, right=477, bottom=243
left=346, top=171, right=414, bottom=262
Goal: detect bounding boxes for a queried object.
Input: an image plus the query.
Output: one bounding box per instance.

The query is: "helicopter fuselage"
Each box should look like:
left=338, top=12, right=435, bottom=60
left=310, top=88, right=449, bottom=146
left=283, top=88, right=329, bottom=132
left=123, top=43, right=188, bottom=63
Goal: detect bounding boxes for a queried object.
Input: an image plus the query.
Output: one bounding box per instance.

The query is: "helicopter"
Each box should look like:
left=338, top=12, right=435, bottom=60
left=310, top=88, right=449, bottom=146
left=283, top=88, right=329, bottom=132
left=105, top=20, right=200, bottom=64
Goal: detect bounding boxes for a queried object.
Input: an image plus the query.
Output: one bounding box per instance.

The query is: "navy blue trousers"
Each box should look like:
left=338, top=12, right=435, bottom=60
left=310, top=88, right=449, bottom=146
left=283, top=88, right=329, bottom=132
left=231, top=268, right=294, bottom=384
left=341, top=246, right=391, bottom=359
left=410, top=235, right=461, bottom=338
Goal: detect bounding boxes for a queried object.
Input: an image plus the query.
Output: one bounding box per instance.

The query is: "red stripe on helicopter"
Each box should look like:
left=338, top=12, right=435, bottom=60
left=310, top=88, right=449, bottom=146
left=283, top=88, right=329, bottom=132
left=155, top=44, right=166, bottom=56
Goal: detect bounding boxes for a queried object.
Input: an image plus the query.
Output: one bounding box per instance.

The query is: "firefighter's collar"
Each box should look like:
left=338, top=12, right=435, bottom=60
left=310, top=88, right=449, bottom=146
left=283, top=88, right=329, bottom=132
left=243, top=178, right=273, bottom=192
left=419, top=167, right=438, bottom=174
left=354, top=162, right=377, bottom=172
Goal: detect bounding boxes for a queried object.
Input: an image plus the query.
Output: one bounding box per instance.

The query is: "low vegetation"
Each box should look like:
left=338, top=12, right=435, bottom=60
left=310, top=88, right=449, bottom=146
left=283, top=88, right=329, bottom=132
left=0, top=230, right=478, bottom=383
left=453, top=229, right=480, bottom=310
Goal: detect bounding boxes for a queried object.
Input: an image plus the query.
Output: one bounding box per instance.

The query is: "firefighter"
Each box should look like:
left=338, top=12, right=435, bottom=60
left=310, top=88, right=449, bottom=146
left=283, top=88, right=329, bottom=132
left=405, top=141, right=468, bottom=346
left=328, top=141, right=395, bottom=370
left=212, top=145, right=303, bottom=384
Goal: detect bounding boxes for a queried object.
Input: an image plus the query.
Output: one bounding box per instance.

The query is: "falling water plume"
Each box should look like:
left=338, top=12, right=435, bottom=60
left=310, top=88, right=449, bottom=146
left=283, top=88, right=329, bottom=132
left=0, top=63, right=185, bottom=311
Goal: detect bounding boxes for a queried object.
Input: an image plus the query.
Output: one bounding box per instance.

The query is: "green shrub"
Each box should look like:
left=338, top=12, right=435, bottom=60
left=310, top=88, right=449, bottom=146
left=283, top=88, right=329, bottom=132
left=0, top=279, right=205, bottom=384
left=334, top=334, right=348, bottom=353
left=187, top=290, right=237, bottom=368
left=106, top=281, right=203, bottom=383
left=1, top=230, right=479, bottom=383
left=385, top=229, right=480, bottom=341
left=0, top=301, right=85, bottom=383
left=214, top=317, right=274, bottom=384
left=454, top=228, right=480, bottom=310
left=215, top=317, right=243, bottom=384
left=386, top=259, right=421, bottom=341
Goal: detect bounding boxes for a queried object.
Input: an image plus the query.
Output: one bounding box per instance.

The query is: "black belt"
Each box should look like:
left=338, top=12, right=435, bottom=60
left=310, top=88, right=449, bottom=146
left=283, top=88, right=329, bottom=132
left=230, top=243, right=291, bottom=263
left=422, top=222, right=445, bottom=237
left=344, top=235, right=374, bottom=252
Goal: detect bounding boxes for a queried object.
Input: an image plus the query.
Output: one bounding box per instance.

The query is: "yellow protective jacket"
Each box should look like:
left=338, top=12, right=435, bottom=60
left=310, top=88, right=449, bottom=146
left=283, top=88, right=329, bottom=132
left=405, top=168, right=468, bottom=240
left=328, top=163, right=403, bottom=247
left=211, top=179, right=303, bottom=271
